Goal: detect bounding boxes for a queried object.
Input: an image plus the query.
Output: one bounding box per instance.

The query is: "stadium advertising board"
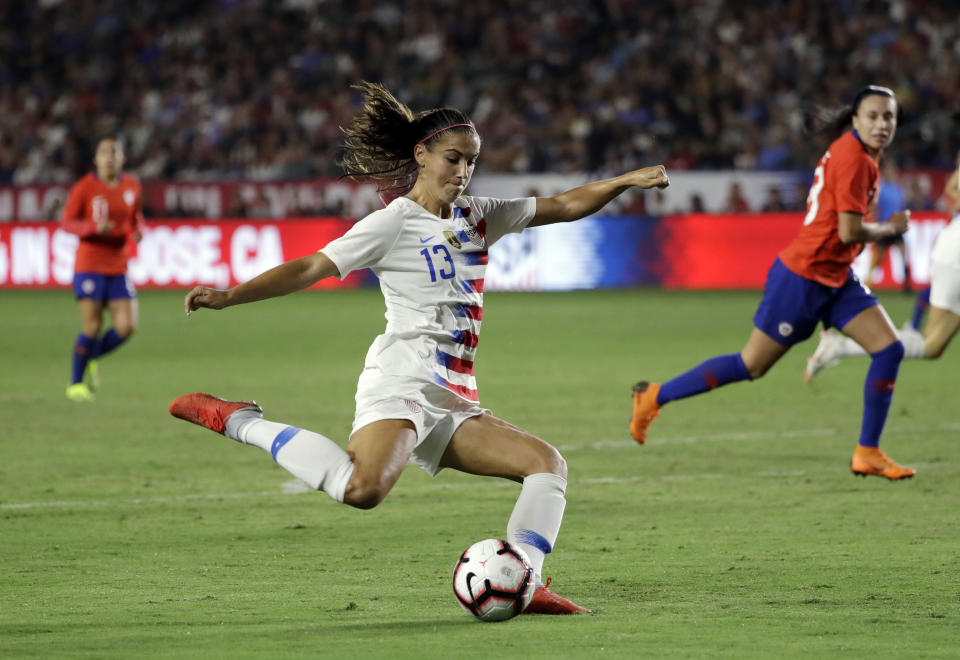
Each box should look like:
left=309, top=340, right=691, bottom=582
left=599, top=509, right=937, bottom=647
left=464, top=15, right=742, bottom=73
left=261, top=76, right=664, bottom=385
left=0, top=219, right=370, bottom=290
left=0, top=214, right=950, bottom=291
left=655, top=212, right=949, bottom=290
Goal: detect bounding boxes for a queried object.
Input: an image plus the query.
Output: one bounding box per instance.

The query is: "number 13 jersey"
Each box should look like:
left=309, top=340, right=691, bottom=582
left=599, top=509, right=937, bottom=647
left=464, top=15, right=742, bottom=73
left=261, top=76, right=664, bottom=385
left=779, top=130, right=880, bottom=287
left=321, top=195, right=536, bottom=403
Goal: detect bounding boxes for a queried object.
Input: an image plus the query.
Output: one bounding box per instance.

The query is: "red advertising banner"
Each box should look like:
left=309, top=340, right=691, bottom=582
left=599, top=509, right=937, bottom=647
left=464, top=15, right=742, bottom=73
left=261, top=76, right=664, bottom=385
left=1, top=213, right=951, bottom=291
left=658, top=212, right=952, bottom=290
left=0, top=218, right=368, bottom=290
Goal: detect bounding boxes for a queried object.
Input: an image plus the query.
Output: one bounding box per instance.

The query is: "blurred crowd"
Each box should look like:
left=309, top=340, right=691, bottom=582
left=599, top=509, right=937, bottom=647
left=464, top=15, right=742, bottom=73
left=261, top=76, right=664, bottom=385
left=1, top=0, right=958, bottom=186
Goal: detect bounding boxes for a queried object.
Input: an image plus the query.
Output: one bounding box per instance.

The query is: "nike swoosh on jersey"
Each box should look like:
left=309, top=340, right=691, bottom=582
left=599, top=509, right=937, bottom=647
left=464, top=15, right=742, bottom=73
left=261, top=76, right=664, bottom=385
left=419, top=235, right=435, bottom=243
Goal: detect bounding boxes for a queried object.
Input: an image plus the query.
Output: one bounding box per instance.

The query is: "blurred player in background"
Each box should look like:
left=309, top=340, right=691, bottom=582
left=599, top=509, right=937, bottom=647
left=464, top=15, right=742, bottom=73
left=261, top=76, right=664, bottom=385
left=807, top=148, right=960, bottom=371
left=170, top=82, right=669, bottom=614
left=865, top=159, right=912, bottom=291
left=631, top=86, right=915, bottom=480
left=61, top=137, right=144, bottom=402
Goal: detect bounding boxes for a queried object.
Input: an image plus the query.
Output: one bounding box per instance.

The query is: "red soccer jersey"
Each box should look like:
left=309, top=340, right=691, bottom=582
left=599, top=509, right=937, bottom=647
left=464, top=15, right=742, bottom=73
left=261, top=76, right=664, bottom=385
left=779, top=131, right=879, bottom=287
left=60, top=172, right=144, bottom=275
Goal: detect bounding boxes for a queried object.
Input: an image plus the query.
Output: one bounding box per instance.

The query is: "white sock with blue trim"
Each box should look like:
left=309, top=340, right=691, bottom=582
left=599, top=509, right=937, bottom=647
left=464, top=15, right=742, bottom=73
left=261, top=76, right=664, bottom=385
left=230, top=416, right=354, bottom=503
left=506, top=472, right=567, bottom=586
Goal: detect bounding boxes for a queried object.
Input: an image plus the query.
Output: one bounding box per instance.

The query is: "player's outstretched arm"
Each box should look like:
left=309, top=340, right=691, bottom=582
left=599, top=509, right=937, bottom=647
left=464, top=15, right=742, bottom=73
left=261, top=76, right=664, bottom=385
left=184, top=251, right=340, bottom=315
left=529, top=165, right=669, bottom=227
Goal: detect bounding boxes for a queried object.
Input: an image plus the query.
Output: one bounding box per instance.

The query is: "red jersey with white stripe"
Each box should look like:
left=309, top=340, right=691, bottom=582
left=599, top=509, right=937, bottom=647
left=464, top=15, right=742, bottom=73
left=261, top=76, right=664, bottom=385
left=321, top=195, right=536, bottom=403
left=779, top=131, right=880, bottom=287
left=60, top=172, right=144, bottom=275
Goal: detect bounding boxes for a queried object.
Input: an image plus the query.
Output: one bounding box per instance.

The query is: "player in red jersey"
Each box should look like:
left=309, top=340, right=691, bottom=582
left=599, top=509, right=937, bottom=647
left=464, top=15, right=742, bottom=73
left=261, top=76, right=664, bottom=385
left=807, top=148, right=960, bottom=369
left=630, top=86, right=915, bottom=480
left=61, top=137, right=144, bottom=402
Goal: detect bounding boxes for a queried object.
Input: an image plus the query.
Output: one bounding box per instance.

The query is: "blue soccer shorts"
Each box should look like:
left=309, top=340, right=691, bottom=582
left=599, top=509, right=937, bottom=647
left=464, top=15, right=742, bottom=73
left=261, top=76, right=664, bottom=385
left=73, top=272, right=136, bottom=303
left=753, top=258, right=878, bottom=347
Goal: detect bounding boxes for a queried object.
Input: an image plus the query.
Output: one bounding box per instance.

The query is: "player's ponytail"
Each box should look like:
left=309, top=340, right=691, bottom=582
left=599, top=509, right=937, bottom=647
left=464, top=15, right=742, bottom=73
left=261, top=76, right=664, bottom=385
left=812, top=85, right=898, bottom=138
left=339, top=81, right=477, bottom=197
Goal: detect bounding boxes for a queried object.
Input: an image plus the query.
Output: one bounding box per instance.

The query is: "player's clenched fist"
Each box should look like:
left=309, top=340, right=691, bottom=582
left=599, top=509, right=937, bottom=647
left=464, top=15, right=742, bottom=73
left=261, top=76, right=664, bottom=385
left=632, top=165, right=669, bottom=190
left=185, top=286, right=229, bottom=315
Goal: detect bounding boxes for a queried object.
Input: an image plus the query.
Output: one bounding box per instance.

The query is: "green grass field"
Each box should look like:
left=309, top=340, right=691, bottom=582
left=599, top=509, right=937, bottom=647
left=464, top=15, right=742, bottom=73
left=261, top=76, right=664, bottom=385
left=2, top=288, right=958, bottom=659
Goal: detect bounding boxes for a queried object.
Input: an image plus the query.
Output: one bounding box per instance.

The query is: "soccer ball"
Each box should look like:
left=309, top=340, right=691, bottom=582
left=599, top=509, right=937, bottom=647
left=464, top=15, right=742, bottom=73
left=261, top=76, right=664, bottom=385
left=452, top=538, right=536, bottom=622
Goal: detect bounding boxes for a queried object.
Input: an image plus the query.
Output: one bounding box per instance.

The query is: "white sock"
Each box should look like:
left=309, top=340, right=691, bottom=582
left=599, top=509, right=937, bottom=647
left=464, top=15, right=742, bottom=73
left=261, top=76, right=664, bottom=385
left=232, top=416, right=354, bottom=503
left=836, top=330, right=924, bottom=359
left=507, top=472, right=567, bottom=585
left=835, top=336, right=867, bottom=357
left=898, top=326, right=926, bottom=359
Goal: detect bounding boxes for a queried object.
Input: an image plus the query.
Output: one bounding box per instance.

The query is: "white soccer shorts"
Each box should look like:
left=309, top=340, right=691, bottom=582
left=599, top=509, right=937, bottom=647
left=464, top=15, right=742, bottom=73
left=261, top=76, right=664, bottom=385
left=351, top=368, right=489, bottom=476
left=930, top=260, right=960, bottom=316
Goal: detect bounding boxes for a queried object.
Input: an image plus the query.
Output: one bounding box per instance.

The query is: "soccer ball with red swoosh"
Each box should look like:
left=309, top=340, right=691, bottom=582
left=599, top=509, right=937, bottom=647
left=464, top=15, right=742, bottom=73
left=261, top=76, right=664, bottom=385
left=452, top=538, right=535, bottom=621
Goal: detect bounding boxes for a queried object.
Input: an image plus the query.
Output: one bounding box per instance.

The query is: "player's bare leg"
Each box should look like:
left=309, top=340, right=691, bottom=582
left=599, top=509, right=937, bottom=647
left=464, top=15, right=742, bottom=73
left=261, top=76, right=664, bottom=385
left=84, top=297, right=139, bottom=390
left=107, top=297, right=138, bottom=340
left=922, top=306, right=960, bottom=359
left=739, top=328, right=790, bottom=378
left=442, top=414, right=589, bottom=614
left=343, top=419, right=418, bottom=509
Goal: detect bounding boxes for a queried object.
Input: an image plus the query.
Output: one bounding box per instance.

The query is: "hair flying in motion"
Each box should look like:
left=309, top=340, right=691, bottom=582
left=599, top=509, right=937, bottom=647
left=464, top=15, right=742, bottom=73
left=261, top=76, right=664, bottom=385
left=338, top=81, right=478, bottom=198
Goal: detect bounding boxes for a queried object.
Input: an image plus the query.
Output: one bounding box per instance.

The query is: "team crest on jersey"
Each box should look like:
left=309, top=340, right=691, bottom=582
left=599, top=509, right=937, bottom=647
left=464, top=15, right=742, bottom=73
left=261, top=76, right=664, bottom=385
left=778, top=322, right=794, bottom=337
left=461, top=224, right=485, bottom=248
left=444, top=230, right=462, bottom=250
left=123, top=190, right=135, bottom=207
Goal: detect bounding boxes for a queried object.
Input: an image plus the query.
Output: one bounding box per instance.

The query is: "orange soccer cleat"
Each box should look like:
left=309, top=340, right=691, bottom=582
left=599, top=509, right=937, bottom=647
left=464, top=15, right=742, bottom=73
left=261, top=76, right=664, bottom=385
left=523, top=577, right=590, bottom=615
left=169, top=392, right=262, bottom=435
left=630, top=381, right=661, bottom=444
left=850, top=446, right=915, bottom=480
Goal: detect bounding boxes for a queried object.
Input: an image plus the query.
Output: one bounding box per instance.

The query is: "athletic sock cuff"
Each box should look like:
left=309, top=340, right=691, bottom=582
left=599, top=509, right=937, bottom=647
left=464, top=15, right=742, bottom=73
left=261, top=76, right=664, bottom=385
left=870, top=339, right=905, bottom=362
left=523, top=472, right=567, bottom=495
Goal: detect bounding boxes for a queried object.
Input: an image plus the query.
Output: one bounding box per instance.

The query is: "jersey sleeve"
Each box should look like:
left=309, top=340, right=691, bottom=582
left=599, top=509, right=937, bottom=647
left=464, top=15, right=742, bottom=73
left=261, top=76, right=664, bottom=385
left=832, top=152, right=874, bottom=216
left=59, top=180, right=97, bottom=237
left=319, top=207, right=405, bottom=279
left=470, top=196, right=537, bottom=246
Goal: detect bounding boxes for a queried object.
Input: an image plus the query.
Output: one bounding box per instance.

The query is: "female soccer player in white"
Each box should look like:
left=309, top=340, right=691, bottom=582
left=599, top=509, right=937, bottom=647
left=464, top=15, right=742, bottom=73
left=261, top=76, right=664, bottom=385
left=806, top=148, right=960, bottom=368
left=170, top=82, right=669, bottom=614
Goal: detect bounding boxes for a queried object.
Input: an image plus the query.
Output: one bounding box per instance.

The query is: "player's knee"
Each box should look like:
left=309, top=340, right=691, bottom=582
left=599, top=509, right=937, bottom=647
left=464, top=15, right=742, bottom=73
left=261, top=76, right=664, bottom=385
left=342, top=474, right=390, bottom=510
left=746, top=362, right=770, bottom=379
left=883, top=339, right=905, bottom=362
left=115, top=323, right=135, bottom=338
left=529, top=443, right=567, bottom=480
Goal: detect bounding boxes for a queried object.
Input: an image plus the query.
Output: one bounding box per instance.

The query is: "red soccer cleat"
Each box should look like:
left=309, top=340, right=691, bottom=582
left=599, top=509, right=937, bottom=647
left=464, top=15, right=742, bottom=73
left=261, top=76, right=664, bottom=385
left=169, top=392, right=262, bottom=435
left=522, top=577, right=591, bottom=614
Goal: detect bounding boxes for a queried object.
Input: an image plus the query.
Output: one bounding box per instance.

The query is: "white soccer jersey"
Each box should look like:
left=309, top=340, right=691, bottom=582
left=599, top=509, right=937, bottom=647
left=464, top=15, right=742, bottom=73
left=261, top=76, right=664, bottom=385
left=321, top=195, right=537, bottom=402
